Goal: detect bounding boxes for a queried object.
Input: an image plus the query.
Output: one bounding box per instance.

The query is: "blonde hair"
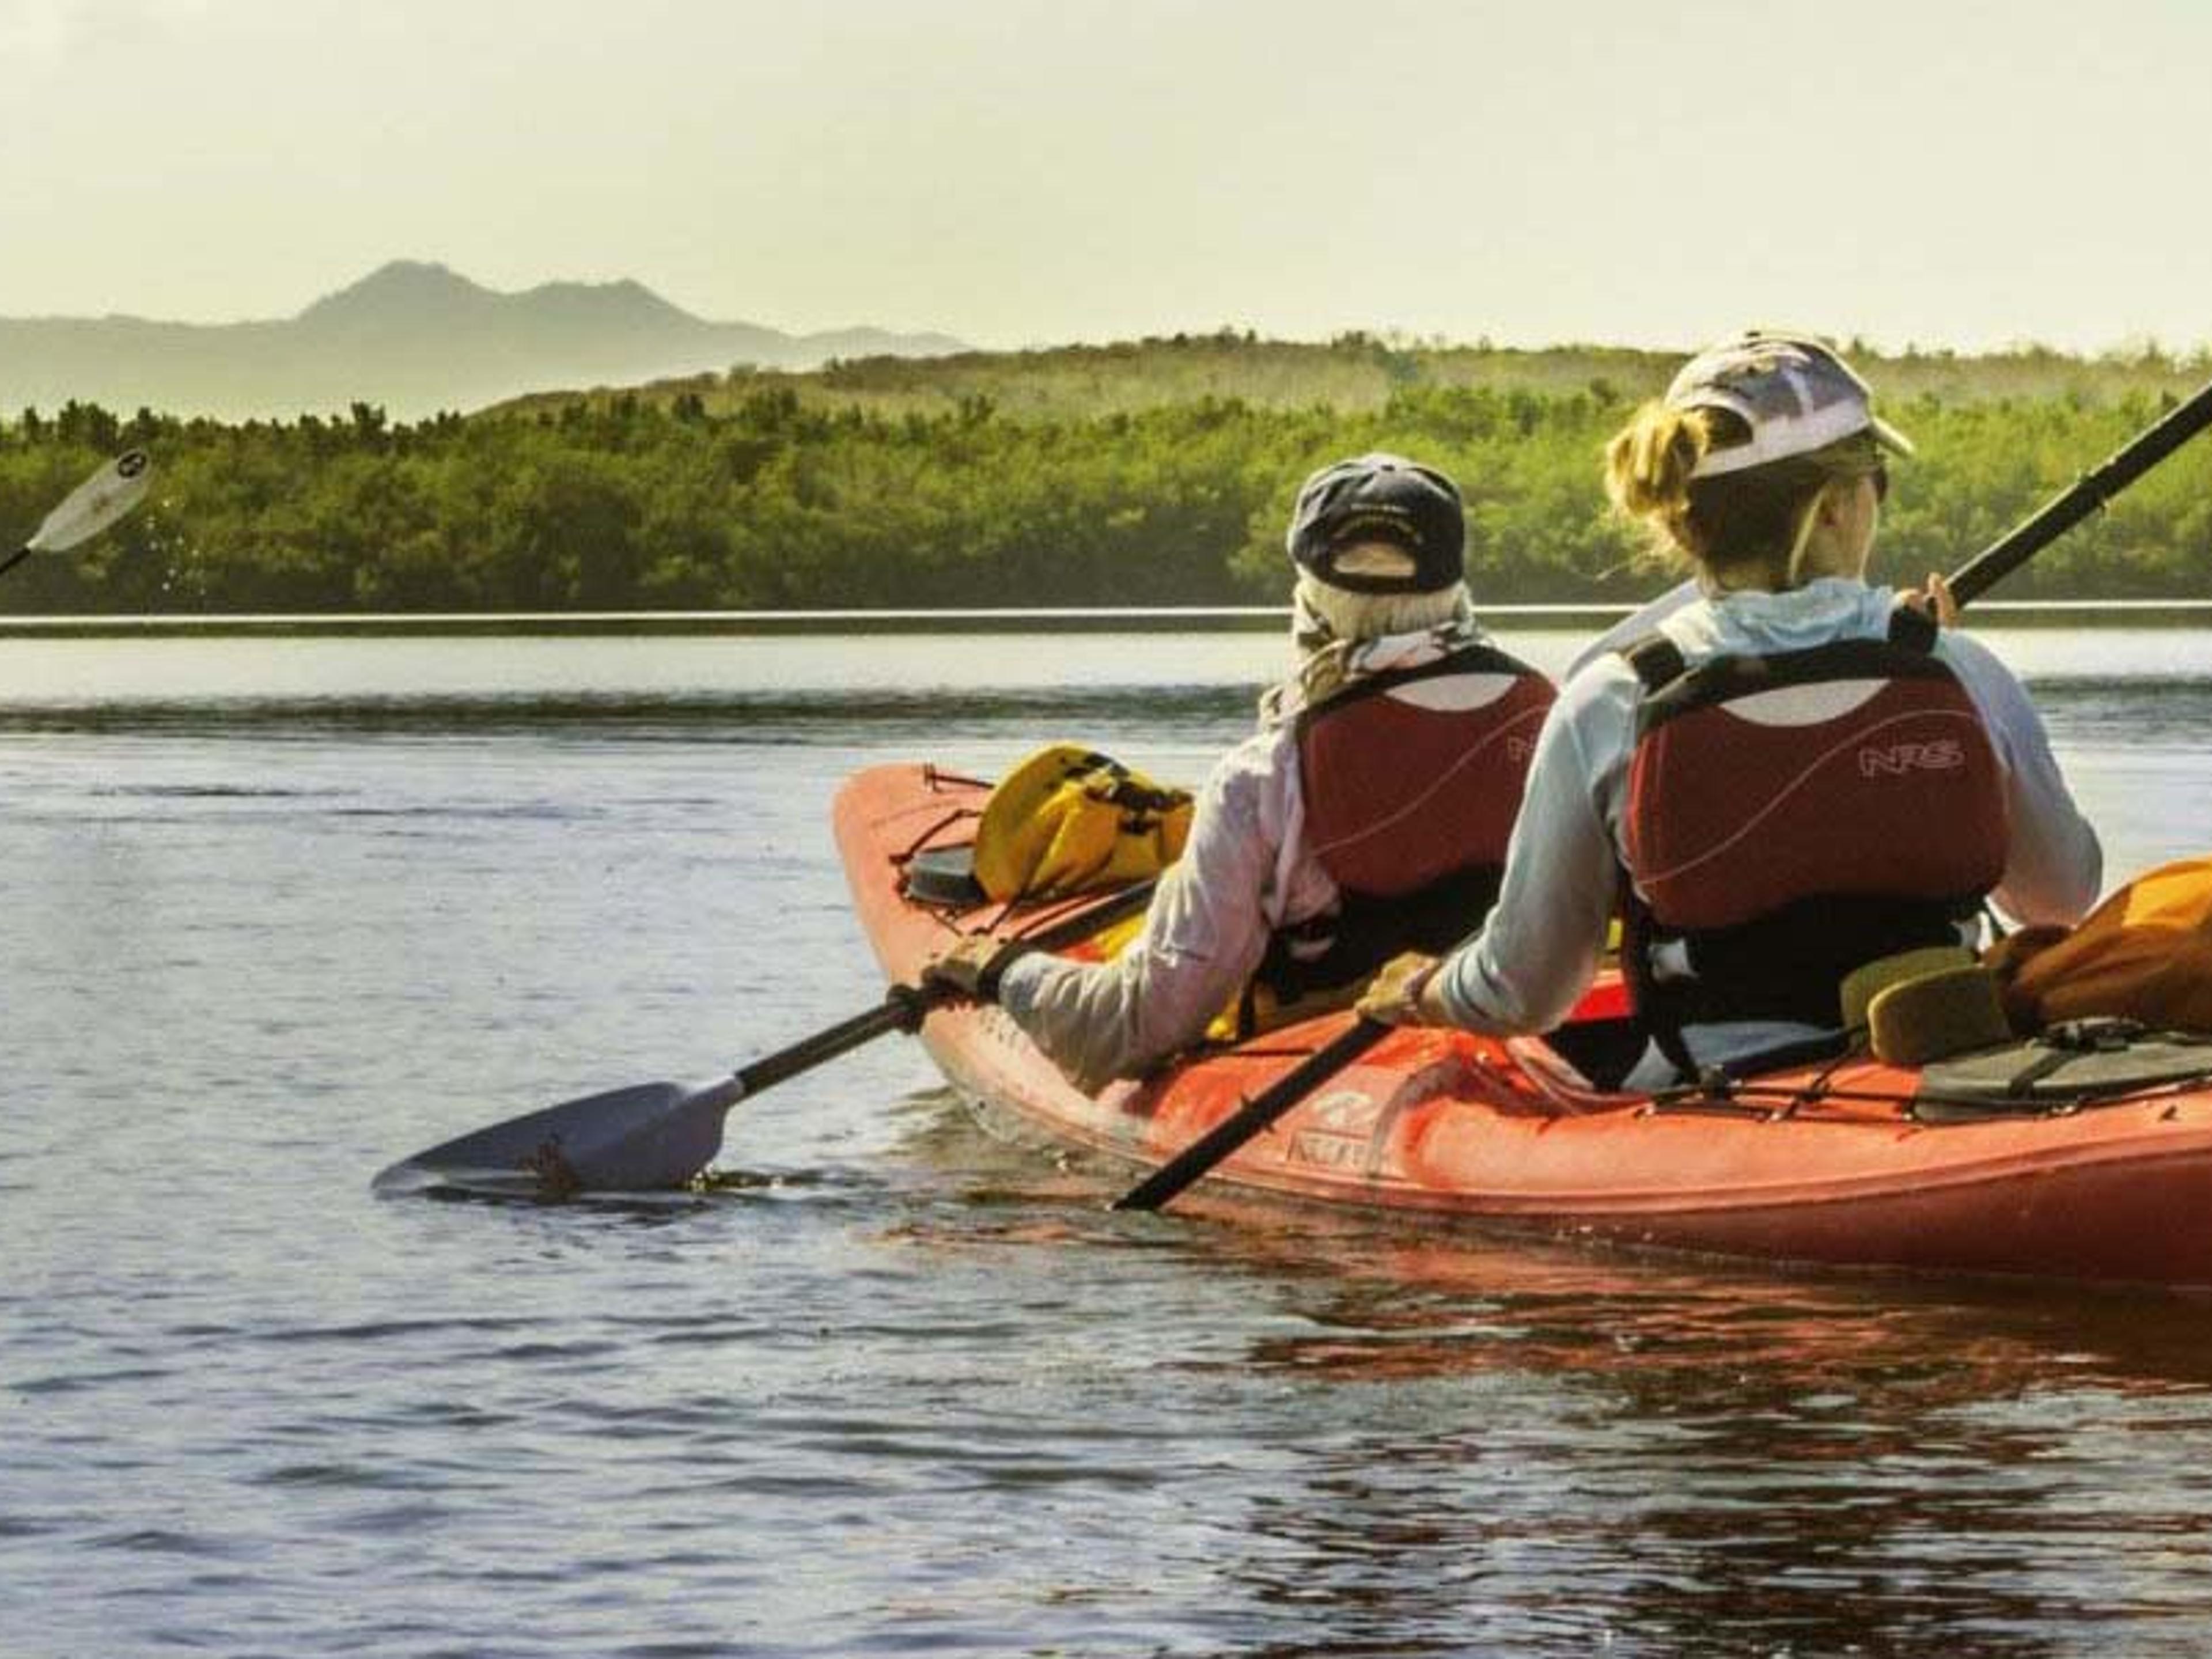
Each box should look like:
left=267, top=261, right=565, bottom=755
left=1605, top=403, right=1883, bottom=589
left=1295, top=572, right=1469, bottom=646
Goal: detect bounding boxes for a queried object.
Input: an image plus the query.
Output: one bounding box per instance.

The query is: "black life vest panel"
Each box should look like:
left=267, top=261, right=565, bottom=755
left=1255, top=642, right=1556, bottom=1002
left=1619, top=611, right=2009, bottom=1065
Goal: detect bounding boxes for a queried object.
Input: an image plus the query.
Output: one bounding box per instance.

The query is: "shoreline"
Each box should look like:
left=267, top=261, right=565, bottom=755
left=5, top=600, right=2212, bottom=637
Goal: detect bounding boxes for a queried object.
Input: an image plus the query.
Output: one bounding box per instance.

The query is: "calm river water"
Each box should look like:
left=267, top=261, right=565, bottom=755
left=9, top=624, right=2212, bottom=1658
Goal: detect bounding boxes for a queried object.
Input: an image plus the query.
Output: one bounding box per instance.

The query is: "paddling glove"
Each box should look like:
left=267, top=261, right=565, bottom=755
left=922, top=940, right=1035, bottom=1005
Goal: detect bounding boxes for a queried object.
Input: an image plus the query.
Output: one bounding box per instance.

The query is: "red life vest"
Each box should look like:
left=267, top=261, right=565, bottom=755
left=1619, top=616, right=2008, bottom=1061
left=1256, top=643, right=1555, bottom=1002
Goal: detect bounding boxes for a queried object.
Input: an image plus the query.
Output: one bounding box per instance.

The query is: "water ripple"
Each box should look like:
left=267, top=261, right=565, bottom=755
left=11, top=637, right=2212, bottom=1658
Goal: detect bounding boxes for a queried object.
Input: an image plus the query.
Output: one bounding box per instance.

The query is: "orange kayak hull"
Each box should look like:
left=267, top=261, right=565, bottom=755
left=837, top=762, right=2212, bottom=1288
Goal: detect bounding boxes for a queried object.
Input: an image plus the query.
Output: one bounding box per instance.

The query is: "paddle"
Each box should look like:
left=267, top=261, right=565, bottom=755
left=374, top=875, right=1160, bottom=1197
left=1110, top=1017, right=1392, bottom=1212
left=1114, top=375, right=2212, bottom=1214
left=1946, top=376, right=2212, bottom=607
left=0, top=450, right=154, bottom=580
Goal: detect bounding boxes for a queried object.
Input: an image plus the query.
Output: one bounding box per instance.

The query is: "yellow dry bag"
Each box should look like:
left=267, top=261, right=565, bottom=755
left=972, top=744, right=1194, bottom=903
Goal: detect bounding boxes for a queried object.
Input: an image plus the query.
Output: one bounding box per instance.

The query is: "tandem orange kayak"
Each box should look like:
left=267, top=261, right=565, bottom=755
left=837, top=761, right=2212, bottom=1289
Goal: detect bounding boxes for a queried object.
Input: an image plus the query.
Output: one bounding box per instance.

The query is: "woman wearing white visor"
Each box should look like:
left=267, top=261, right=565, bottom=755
left=1359, top=329, right=2102, bottom=1085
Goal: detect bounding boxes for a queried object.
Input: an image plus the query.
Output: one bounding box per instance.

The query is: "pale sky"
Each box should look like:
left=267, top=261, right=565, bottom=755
left=3, top=0, right=2208, bottom=354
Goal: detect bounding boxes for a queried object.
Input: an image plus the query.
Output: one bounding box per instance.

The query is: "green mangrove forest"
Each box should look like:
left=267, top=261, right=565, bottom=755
left=5, top=334, right=2209, bottom=613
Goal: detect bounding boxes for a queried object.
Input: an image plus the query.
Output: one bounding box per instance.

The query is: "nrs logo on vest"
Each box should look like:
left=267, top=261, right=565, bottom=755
left=1857, top=739, right=1967, bottom=779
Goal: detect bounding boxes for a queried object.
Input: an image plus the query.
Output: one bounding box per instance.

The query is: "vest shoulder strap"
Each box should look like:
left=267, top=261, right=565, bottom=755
left=1620, top=631, right=1686, bottom=693
left=1621, top=600, right=1936, bottom=697
left=1886, top=600, right=1939, bottom=653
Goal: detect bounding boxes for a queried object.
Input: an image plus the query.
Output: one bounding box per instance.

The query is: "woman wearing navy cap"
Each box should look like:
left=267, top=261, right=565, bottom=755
left=929, top=453, right=1556, bottom=1090
left=1359, top=332, right=2103, bottom=1084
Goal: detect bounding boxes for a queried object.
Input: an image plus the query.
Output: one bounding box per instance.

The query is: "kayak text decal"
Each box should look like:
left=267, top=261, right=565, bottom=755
left=1287, top=1086, right=1381, bottom=1173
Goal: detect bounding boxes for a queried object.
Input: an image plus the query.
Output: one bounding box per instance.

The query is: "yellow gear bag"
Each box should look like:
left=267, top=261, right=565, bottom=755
left=973, top=744, right=1194, bottom=903
left=1986, top=855, right=2212, bottom=1034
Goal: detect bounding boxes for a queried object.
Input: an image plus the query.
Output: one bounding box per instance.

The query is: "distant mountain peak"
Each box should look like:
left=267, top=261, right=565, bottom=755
left=363, top=257, right=471, bottom=286
left=516, top=274, right=696, bottom=324
left=2, top=260, right=965, bottom=418
left=298, top=259, right=496, bottom=323
left=300, top=262, right=706, bottom=334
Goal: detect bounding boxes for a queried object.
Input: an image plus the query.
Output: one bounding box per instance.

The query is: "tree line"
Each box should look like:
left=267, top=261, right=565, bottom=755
left=3, top=373, right=2209, bottom=613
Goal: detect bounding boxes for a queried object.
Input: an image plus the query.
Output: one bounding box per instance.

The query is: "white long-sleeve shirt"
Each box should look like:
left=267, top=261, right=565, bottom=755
left=995, top=623, right=1498, bottom=1091
left=1433, top=579, right=2103, bottom=1073
left=995, top=719, right=1337, bottom=1092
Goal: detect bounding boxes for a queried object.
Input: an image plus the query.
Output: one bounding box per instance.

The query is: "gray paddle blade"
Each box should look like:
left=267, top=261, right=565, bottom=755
left=373, top=1077, right=741, bottom=1198
left=28, top=450, right=153, bottom=554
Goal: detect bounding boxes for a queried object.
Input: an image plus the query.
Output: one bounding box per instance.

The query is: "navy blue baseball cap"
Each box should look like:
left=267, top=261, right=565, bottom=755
left=1286, top=453, right=1466, bottom=594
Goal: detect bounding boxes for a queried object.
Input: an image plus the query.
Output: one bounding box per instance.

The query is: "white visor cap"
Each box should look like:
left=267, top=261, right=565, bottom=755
left=1666, top=331, right=1915, bottom=480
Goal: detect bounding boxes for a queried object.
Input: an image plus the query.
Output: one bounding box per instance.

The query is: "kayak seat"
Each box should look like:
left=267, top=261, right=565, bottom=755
left=1865, top=964, right=2013, bottom=1065
left=1839, top=945, right=1982, bottom=1033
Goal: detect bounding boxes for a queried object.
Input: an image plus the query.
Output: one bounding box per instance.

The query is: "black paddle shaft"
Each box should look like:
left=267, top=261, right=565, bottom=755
left=737, top=876, right=1162, bottom=1096
left=1112, top=1017, right=1393, bottom=1212
left=1949, top=376, right=2212, bottom=608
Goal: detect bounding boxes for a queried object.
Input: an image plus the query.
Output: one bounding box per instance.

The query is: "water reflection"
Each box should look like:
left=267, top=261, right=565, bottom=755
left=890, top=1092, right=2212, bottom=1653
left=1210, top=1310, right=2212, bottom=1657
left=1222, top=1228, right=2212, bottom=1391
left=923, top=1091, right=2212, bottom=1393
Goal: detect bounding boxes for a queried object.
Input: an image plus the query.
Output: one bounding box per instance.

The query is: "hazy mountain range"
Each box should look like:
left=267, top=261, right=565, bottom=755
left=0, top=261, right=967, bottom=422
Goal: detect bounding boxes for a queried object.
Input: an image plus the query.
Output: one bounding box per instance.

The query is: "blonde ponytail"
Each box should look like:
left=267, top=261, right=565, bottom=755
left=1604, top=401, right=1717, bottom=522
